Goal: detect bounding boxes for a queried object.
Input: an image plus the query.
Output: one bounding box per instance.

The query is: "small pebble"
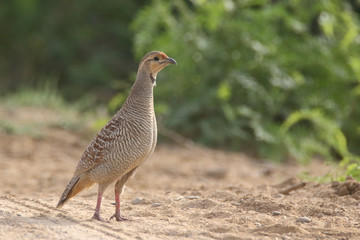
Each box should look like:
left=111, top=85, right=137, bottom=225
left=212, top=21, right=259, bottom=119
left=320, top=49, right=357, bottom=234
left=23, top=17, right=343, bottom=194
left=187, top=196, right=200, bottom=200
left=175, top=197, right=182, bottom=201
left=190, top=191, right=202, bottom=196
left=325, top=221, right=332, bottom=228
left=272, top=211, right=281, bottom=216
left=131, top=197, right=143, bottom=205
left=255, top=222, right=262, bottom=228
left=151, top=203, right=162, bottom=207
left=205, top=169, right=227, bottom=179
left=273, top=194, right=284, bottom=198
left=296, top=216, right=311, bottom=223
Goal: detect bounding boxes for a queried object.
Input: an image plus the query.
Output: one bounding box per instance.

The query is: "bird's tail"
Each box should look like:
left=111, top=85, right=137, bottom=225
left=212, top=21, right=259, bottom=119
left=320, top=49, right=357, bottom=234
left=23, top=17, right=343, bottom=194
left=56, top=174, right=93, bottom=208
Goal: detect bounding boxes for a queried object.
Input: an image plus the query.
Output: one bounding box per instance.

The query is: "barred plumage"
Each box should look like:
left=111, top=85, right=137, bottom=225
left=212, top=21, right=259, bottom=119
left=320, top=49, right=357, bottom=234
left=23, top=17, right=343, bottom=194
left=56, top=51, right=176, bottom=221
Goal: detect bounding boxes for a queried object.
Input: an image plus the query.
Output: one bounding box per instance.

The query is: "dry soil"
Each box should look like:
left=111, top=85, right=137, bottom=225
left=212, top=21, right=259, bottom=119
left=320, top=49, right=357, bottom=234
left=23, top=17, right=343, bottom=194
left=0, top=107, right=359, bottom=240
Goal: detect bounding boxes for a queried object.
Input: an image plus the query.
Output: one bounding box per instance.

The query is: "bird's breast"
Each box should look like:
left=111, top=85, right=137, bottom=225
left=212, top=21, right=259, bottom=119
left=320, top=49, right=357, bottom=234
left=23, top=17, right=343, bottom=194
left=96, top=113, right=155, bottom=181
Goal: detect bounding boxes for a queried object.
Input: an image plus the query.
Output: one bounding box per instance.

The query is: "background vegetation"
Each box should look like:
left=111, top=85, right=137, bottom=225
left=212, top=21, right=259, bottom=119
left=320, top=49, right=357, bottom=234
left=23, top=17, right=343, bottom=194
left=0, top=0, right=146, bottom=100
left=1, top=0, right=360, bottom=179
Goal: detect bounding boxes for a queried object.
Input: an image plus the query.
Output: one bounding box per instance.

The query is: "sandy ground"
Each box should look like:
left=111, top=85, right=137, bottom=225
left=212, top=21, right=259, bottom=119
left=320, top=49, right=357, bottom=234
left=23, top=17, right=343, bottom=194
left=0, top=107, right=360, bottom=239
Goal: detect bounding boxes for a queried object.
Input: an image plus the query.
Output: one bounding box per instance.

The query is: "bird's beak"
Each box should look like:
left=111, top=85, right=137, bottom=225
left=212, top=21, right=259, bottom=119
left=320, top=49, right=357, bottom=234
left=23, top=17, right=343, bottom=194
left=166, top=57, right=177, bottom=65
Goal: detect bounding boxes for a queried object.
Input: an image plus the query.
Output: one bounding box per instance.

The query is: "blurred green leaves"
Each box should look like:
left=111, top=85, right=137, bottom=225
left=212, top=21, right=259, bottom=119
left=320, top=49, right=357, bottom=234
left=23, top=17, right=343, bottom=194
left=132, top=0, right=360, bottom=172
left=0, top=0, right=146, bottom=100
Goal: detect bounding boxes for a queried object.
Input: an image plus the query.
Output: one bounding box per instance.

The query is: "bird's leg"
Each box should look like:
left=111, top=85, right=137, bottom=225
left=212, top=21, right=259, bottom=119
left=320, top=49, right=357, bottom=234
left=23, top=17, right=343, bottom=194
left=92, top=185, right=106, bottom=221
left=110, top=168, right=137, bottom=221
left=110, top=188, right=127, bottom=221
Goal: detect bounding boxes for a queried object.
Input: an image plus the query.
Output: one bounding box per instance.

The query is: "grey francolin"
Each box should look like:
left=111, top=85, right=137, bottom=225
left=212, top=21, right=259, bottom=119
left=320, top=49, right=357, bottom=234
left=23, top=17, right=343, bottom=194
left=56, top=51, right=176, bottom=221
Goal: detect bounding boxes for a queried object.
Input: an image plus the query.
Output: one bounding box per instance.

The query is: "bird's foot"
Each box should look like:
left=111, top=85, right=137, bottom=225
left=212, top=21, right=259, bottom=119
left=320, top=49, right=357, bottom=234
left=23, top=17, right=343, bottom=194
left=91, top=213, right=105, bottom=221
left=110, top=213, right=129, bottom=221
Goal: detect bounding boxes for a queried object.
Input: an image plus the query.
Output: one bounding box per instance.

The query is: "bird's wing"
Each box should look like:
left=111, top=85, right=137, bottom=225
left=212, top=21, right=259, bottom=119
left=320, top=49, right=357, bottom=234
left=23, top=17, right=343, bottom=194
left=74, top=112, right=125, bottom=176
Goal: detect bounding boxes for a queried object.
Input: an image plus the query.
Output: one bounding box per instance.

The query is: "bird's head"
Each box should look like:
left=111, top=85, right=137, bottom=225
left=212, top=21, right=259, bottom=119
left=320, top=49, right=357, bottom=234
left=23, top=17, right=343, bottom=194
left=138, top=51, right=177, bottom=85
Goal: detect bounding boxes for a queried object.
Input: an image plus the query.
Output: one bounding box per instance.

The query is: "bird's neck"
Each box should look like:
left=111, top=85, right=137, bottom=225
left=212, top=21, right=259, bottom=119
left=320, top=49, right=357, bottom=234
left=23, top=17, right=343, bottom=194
left=123, top=70, right=155, bottom=115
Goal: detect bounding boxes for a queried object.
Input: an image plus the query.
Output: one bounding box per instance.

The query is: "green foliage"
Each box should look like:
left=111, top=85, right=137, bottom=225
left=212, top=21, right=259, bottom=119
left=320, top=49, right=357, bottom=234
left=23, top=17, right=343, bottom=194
left=281, top=109, right=349, bottom=163
left=132, top=0, right=360, bottom=178
left=0, top=0, right=146, bottom=100
left=344, top=162, right=360, bottom=180
left=282, top=109, right=360, bottom=179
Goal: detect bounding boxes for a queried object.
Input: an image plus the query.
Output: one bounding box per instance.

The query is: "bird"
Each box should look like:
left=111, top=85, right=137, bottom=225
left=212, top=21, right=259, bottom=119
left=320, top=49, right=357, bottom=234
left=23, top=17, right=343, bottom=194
left=56, top=51, right=176, bottom=221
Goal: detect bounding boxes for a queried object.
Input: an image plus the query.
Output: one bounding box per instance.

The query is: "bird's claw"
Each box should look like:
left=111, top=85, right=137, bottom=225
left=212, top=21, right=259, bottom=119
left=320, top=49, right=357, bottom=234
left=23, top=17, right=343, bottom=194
left=110, top=213, right=129, bottom=221
left=91, top=213, right=105, bottom=221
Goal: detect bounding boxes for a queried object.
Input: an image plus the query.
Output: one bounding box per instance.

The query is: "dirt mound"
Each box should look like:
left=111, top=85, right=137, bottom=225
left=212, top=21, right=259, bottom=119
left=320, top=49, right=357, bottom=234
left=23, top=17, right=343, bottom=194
left=332, top=178, right=360, bottom=199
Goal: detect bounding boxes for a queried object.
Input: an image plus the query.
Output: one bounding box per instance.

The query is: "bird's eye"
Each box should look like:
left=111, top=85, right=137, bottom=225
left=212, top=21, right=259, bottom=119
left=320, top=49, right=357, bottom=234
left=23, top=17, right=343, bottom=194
left=153, top=57, right=159, bottom=61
